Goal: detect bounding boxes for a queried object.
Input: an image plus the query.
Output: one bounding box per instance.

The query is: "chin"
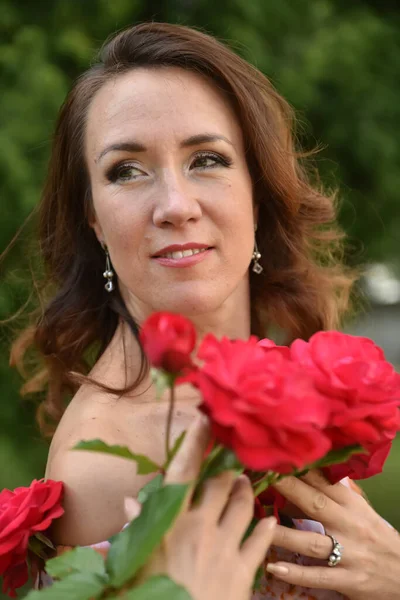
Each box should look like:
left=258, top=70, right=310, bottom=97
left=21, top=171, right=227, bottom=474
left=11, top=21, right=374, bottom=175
left=153, top=286, right=229, bottom=317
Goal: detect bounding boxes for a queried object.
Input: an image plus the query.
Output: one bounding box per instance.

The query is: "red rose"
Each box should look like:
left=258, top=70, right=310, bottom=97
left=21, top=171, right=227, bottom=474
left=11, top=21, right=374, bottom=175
left=188, top=335, right=331, bottom=472
left=324, top=440, right=393, bottom=483
left=0, top=479, right=64, bottom=597
left=258, top=338, right=291, bottom=359
left=256, top=487, right=287, bottom=521
left=290, top=331, right=400, bottom=404
left=140, top=312, right=196, bottom=374
left=290, top=331, right=400, bottom=481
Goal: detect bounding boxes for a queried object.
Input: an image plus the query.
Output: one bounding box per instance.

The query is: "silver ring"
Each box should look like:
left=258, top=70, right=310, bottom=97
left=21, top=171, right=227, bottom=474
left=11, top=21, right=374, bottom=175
left=326, top=534, right=344, bottom=568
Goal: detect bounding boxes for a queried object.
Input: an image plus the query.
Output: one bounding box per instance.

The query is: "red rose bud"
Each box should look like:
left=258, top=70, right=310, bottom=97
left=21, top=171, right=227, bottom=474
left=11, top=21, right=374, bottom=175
left=254, top=497, right=267, bottom=520
left=140, top=312, right=196, bottom=374
left=188, top=335, right=331, bottom=472
left=257, top=487, right=287, bottom=522
left=0, top=479, right=64, bottom=597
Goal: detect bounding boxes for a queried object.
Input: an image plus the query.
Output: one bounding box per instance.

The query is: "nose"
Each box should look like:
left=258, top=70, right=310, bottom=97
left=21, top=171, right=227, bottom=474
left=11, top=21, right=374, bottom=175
left=152, top=172, right=202, bottom=228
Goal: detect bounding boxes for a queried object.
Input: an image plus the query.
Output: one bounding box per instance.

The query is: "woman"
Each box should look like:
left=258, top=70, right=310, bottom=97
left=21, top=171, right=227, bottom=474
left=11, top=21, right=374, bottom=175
left=9, top=22, right=400, bottom=599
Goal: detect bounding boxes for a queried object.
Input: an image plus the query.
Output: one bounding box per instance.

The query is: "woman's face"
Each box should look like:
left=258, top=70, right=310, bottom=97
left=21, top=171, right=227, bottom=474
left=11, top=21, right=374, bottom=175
left=86, top=67, right=255, bottom=321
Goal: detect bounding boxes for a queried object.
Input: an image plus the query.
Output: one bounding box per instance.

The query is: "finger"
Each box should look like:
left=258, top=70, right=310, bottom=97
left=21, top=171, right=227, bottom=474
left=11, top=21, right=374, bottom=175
left=124, top=496, right=142, bottom=521
left=193, top=470, right=236, bottom=522
left=273, top=476, right=352, bottom=531
left=266, top=561, right=350, bottom=593
left=241, top=517, right=277, bottom=570
left=272, top=524, right=341, bottom=562
left=300, top=470, right=356, bottom=506
left=164, top=415, right=210, bottom=510
left=218, top=475, right=254, bottom=544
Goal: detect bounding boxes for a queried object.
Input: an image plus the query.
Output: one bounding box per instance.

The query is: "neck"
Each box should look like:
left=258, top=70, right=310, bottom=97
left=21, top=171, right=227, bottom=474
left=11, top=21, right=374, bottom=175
left=94, top=280, right=252, bottom=392
left=185, top=291, right=251, bottom=342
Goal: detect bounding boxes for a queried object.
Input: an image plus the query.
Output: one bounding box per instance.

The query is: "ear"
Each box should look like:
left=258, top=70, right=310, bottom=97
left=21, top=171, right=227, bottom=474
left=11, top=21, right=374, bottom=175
left=88, top=206, right=105, bottom=246
left=253, top=202, right=259, bottom=228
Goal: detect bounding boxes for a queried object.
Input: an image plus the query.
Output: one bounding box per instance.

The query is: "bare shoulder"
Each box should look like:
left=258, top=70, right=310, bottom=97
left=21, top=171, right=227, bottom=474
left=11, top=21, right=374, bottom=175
left=46, top=388, right=198, bottom=546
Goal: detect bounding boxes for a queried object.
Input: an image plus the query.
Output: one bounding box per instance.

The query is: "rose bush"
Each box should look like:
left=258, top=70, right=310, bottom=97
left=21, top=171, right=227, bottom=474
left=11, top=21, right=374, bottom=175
left=0, top=479, right=64, bottom=597
left=139, top=312, right=196, bottom=374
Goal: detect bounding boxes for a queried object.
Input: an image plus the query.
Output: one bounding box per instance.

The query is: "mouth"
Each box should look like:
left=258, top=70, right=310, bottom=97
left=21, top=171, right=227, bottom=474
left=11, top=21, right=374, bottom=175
left=155, top=247, right=211, bottom=259
left=152, top=245, right=214, bottom=268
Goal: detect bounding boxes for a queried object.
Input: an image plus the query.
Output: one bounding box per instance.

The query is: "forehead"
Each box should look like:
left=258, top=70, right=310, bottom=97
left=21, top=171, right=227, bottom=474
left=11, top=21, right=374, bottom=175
left=85, top=67, right=243, bottom=157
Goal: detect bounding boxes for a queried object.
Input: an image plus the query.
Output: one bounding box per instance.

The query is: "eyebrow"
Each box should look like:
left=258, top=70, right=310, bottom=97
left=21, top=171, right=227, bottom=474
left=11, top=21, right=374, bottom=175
left=95, top=133, right=233, bottom=163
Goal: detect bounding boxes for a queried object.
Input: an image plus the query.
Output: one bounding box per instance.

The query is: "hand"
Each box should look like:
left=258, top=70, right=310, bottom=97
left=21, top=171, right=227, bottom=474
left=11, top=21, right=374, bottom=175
left=266, top=470, right=400, bottom=599
left=126, top=416, right=276, bottom=600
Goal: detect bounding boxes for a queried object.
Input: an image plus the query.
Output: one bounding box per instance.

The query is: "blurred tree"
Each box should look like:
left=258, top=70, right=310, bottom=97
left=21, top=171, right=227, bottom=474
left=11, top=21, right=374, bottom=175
left=1, top=0, right=399, bottom=551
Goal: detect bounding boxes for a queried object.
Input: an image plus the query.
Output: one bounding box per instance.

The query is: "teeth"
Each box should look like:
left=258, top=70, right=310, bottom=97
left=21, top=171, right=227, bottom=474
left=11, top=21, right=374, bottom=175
left=162, top=248, right=207, bottom=259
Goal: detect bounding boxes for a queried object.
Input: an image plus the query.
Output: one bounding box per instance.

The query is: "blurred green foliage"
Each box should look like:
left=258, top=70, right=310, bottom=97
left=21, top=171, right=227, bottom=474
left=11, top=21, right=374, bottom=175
left=1, top=3, right=400, bottom=592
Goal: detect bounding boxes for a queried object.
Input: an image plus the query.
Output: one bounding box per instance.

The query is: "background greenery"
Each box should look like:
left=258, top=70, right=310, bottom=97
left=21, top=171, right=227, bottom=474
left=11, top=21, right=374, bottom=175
left=1, top=1, right=399, bottom=590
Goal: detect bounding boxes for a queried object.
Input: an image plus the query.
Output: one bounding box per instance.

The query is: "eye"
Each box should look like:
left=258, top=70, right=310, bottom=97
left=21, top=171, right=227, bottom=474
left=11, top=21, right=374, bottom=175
left=190, top=151, right=232, bottom=171
left=106, top=163, right=145, bottom=183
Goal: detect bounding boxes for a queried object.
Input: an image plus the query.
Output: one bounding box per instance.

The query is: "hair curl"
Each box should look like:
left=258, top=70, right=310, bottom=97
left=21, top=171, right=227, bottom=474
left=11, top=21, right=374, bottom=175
left=8, top=22, right=357, bottom=435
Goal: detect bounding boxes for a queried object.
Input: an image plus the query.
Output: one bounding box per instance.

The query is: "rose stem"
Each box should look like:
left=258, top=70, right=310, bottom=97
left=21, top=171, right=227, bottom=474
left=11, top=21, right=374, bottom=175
left=165, top=381, right=176, bottom=461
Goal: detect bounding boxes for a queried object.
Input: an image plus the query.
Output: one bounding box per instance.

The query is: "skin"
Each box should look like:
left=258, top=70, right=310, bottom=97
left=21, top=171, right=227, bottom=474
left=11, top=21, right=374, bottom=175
left=86, top=66, right=255, bottom=336
left=44, top=66, right=400, bottom=599
left=46, top=66, right=256, bottom=545
left=125, top=417, right=277, bottom=600
left=266, top=470, right=400, bottom=599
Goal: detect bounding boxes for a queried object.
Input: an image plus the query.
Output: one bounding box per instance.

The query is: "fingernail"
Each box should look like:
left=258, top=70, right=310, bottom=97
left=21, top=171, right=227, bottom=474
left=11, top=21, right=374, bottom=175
left=266, top=563, right=289, bottom=576
left=266, top=516, right=277, bottom=529
left=236, top=474, right=249, bottom=483
left=124, top=497, right=141, bottom=520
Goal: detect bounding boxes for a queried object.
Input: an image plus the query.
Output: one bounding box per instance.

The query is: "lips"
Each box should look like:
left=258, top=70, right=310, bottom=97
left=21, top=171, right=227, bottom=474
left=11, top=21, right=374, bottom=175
left=159, top=248, right=209, bottom=259
left=152, top=245, right=213, bottom=268
left=152, top=243, right=211, bottom=259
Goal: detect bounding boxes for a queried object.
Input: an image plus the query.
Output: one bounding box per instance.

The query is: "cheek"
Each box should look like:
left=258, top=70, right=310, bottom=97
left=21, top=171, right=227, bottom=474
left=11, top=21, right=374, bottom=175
left=218, top=182, right=255, bottom=247
left=92, top=190, right=147, bottom=253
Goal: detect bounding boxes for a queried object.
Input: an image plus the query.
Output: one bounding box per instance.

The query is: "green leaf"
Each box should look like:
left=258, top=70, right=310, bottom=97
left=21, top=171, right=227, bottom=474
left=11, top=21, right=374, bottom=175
left=106, top=483, right=188, bottom=588
left=202, top=446, right=243, bottom=479
left=33, top=532, right=55, bottom=550
left=45, top=547, right=107, bottom=580
left=194, top=446, right=243, bottom=501
left=23, top=572, right=106, bottom=600
left=164, top=431, right=186, bottom=470
left=108, top=575, right=192, bottom=600
left=253, top=565, right=264, bottom=592
left=73, top=439, right=161, bottom=474
left=28, top=536, right=49, bottom=560
left=242, top=517, right=259, bottom=545
left=137, top=473, right=164, bottom=504
left=313, top=445, right=365, bottom=469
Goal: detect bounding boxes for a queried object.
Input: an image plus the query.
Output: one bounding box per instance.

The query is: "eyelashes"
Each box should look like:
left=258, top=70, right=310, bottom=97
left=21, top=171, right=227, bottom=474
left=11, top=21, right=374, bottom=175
left=105, top=151, right=233, bottom=184
left=190, top=151, right=233, bottom=170
left=106, top=163, right=142, bottom=183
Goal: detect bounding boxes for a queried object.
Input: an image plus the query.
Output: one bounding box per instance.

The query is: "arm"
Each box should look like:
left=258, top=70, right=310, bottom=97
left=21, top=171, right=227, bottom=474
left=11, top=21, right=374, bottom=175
left=46, top=424, right=158, bottom=546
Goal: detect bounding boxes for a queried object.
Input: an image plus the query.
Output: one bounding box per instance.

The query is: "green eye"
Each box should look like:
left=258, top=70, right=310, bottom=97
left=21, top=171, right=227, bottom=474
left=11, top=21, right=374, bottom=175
left=193, top=155, right=217, bottom=168
left=191, top=152, right=232, bottom=170
left=118, top=165, right=140, bottom=180
left=107, top=163, right=143, bottom=183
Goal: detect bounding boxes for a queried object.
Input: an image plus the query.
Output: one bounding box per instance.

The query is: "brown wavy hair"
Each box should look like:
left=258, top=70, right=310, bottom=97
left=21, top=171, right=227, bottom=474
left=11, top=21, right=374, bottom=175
left=8, top=22, right=356, bottom=435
